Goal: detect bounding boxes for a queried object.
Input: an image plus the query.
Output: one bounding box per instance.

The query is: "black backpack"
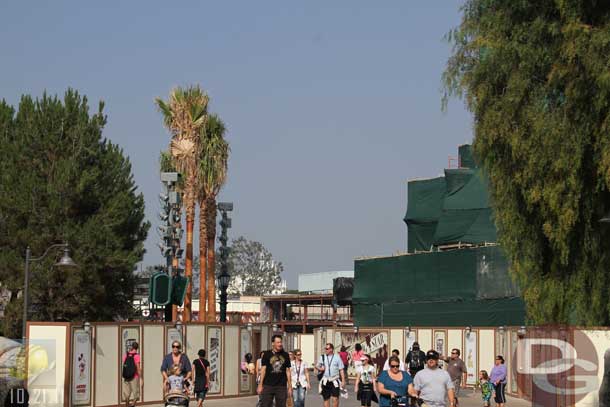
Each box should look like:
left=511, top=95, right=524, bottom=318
left=122, top=353, right=137, bottom=381
left=317, top=355, right=325, bottom=381
left=408, top=351, right=424, bottom=371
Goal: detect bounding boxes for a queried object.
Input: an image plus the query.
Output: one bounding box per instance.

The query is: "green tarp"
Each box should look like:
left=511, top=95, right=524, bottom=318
left=353, top=246, right=524, bottom=326
left=404, top=177, right=446, bottom=252
left=458, top=144, right=477, bottom=169
left=404, top=146, right=496, bottom=250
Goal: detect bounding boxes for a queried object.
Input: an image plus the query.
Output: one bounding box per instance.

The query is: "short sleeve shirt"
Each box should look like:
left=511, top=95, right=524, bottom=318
left=413, top=367, right=454, bottom=407
left=290, top=360, right=309, bottom=388
left=262, top=350, right=291, bottom=386
left=168, top=374, right=184, bottom=392
left=377, top=370, right=413, bottom=407
left=123, top=351, right=141, bottom=379
left=317, top=353, right=344, bottom=378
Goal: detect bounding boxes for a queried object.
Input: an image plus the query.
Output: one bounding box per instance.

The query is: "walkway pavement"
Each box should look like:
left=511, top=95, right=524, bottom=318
left=153, top=385, right=530, bottom=407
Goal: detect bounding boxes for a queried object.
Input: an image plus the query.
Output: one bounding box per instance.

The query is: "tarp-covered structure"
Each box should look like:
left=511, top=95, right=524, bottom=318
left=353, top=245, right=524, bottom=326
left=404, top=146, right=496, bottom=252
left=354, top=145, right=525, bottom=326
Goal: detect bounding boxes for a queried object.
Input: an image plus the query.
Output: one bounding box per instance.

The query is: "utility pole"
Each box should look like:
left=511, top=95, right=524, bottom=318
left=158, top=172, right=183, bottom=321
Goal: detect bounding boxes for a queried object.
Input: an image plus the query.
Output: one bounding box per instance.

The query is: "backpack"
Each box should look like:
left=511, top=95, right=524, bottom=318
left=122, top=353, right=137, bottom=381
left=408, top=351, right=424, bottom=371
left=317, top=355, right=325, bottom=381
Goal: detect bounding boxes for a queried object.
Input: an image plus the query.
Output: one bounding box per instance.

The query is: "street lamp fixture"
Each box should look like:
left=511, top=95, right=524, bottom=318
left=247, top=322, right=253, bottom=333
left=218, top=202, right=233, bottom=323
left=83, top=322, right=91, bottom=333
left=517, top=326, right=527, bottom=337
left=404, top=326, right=411, bottom=335
left=23, top=242, right=78, bottom=339
left=272, top=324, right=278, bottom=332
left=498, top=326, right=506, bottom=335
left=353, top=325, right=359, bottom=335
left=465, top=326, right=472, bottom=338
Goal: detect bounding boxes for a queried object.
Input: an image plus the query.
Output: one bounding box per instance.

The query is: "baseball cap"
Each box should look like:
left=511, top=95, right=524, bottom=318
left=426, top=350, right=439, bottom=360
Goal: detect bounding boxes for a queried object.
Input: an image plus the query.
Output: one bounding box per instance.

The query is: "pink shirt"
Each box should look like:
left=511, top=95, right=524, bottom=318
left=123, top=351, right=141, bottom=379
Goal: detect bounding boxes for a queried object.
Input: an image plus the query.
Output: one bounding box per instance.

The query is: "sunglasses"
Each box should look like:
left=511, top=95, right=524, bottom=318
left=296, top=353, right=302, bottom=356
left=172, top=345, right=181, bottom=349
left=390, top=364, right=400, bottom=368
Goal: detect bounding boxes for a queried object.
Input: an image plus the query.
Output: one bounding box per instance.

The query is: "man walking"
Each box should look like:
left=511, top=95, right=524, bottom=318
left=382, top=349, right=405, bottom=371
left=257, top=334, right=292, bottom=407
left=413, top=350, right=456, bottom=407
left=405, top=342, right=426, bottom=378
left=315, top=343, right=346, bottom=407
left=122, top=341, right=141, bottom=407
left=441, top=349, right=467, bottom=406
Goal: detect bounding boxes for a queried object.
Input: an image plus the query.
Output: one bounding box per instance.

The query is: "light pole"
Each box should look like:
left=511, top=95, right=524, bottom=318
left=23, top=243, right=77, bottom=339
left=217, top=202, right=233, bottom=323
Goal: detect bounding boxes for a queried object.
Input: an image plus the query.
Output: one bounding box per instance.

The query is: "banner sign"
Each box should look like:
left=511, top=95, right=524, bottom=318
left=207, top=327, right=222, bottom=394
left=71, top=330, right=91, bottom=405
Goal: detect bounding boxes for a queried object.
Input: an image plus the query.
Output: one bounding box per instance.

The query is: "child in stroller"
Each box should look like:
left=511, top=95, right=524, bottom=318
left=164, top=364, right=190, bottom=406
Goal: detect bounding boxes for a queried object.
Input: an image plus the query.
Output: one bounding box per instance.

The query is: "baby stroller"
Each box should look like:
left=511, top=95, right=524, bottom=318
left=164, top=391, right=189, bottom=406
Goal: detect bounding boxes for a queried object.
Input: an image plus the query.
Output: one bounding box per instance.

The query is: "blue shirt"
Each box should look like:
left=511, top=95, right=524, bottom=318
left=317, top=353, right=344, bottom=378
left=161, top=353, right=192, bottom=376
left=377, top=370, right=413, bottom=407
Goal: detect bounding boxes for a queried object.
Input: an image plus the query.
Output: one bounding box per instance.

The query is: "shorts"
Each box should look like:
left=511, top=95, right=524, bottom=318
left=452, top=378, right=461, bottom=396
left=321, top=381, right=340, bottom=400
left=359, top=383, right=373, bottom=406
left=196, top=389, right=208, bottom=400
left=122, top=377, right=140, bottom=402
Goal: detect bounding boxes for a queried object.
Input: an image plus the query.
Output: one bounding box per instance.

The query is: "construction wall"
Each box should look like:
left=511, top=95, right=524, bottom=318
left=27, top=322, right=269, bottom=407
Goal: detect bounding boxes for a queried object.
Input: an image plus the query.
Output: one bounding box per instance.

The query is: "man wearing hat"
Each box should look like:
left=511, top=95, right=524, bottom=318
left=412, top=350, right=456, bottom=407
left=406, top=342, right=426, bottom=378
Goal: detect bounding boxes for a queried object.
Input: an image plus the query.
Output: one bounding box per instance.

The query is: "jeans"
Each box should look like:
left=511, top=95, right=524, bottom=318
left=293, top=386, right=306, bottom=407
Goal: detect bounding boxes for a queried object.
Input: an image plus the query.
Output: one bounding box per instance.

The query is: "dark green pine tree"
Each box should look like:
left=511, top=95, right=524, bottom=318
left=0, top=90, right=150, bottom=337
left=444, top=1, right=610, bottom=324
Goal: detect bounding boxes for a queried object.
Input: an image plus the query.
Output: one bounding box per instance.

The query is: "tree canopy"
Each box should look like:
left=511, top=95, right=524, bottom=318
left=225, top=236, right=283, bottom=296
left=444, top=1, right=610, bottom=324
left=0, top=90, right=149, bottom=337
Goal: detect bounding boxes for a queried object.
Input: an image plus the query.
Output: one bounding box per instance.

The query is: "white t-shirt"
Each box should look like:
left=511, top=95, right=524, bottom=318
left=383, top=359, right=406, bottom=371
left=359, top=365, right=376, bottom=384
left=291, top=360, right=309, bottom=388
left=413, top=367, right=454, bottom=407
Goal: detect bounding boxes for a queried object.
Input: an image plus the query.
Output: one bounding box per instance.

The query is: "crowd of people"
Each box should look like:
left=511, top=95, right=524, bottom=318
left=117, top=336, right=508, bottom=407
left=250, top=336, right=508, bottom=407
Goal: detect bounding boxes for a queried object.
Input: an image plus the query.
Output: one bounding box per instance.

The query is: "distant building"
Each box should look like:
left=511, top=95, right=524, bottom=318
left=298, top=271, right=354, bottom=293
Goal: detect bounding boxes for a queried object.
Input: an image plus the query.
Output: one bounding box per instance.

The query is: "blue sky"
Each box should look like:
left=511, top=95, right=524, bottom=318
left=1, top=1, right=471, bottom=288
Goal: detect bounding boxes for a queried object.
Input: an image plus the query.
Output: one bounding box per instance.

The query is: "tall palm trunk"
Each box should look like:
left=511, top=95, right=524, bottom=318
left=198, top=198, right=208, bottom=322
left=183, top=179, right=197, bottom=322
left=205, top=197, right=217, bottom=322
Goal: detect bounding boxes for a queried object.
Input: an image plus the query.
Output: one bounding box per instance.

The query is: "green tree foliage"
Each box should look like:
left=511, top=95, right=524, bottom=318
left=0, top=90, right=149, bottom=337
left=444, top=1, right=610, bottom=324
left=224, top=236, right=283, bottom=296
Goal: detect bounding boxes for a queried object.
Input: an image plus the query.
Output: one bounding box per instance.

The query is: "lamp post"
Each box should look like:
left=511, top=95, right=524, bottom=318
left=23, top=243, right=77, bottom=339
left=217, top=202, right=233, bottom=323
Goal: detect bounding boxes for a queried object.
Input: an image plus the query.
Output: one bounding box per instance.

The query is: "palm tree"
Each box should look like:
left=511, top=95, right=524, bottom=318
left=197, top=113, right=229, bottom=322
left=156, top=86, right=209, bottom=321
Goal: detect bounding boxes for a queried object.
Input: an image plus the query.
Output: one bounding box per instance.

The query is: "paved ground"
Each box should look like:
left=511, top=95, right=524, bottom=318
left=154, top=386, right=530, bottom=407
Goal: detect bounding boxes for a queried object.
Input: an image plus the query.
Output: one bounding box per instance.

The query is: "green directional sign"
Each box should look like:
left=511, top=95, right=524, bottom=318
left=149, top=273, right=172, bottom=306
left=171, top=275, right=189, bottom=306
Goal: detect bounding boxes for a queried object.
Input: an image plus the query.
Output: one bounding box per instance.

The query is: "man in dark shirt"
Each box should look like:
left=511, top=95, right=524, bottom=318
left=257, top=334, right=292, bottom=407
